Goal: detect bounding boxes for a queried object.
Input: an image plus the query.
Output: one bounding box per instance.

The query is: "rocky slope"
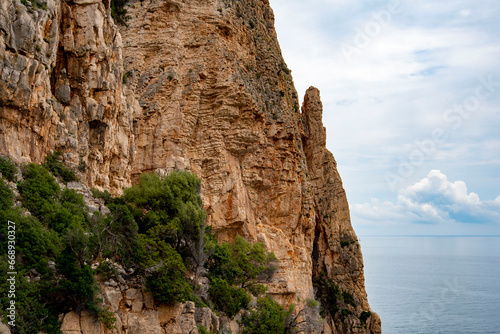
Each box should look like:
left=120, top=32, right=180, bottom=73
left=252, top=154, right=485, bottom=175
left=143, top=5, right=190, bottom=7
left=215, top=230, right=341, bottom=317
left=0, top=0, right=380, bottom=332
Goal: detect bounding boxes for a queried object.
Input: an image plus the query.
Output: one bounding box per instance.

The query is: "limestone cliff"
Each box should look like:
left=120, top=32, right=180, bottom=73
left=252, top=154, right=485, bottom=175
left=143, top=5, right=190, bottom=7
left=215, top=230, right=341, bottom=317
left=0, top=0, right=380, bottom=332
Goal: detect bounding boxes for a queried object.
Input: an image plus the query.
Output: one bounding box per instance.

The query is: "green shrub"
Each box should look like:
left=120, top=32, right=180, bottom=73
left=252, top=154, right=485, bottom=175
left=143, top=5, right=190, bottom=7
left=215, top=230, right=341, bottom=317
left=18, top=163, right=60, bottom=220
left=111, top=0, right=128, bottom=25
left=97, top=306, right=117, bottom=329
left=313, top=273, right=341, bottom=318
left=122, top=70, right=133, bottom=84
left=124, top=171, right=207, bottom=263
left=209, top=277, right=250, bottom=318
left=206, top=235, right=278, bottom=316
left=360, top=310, right=372, bottom=325
left=206, top=241, right=236, bottom=280
left=0, top=209, right=61, bottom=276
left=241, top=296, right=288, bottom=334
left=43, top=151, right=78, bottom=183
left=341, top=309, right=353, bottom=317
left=19, top=164, right=88, bottom=233
left=342, top=291, right=356, bottom=307
left=101, top=203, right=141, bottom=266
left=0, top=273, right=61, bottom=334
left=226, top=235, right=278, bottom=288
left=247, top=283, right=267, bottom=297
left=47, top=189, right=88, bottom=234
left=145, top=243, right=193, bottom=304
left=0, top=155, right=17, bottom=182
left=124, top=172, right=199, bottom=230
left=96, top=260, right=116, bottom=280
left=0, top=178, right=13, bottom=210
left=54, top=250, right=97, bottom=310
left=198, top=326, right=210, bottom=334
left=64, top=225, right=98, bottom=264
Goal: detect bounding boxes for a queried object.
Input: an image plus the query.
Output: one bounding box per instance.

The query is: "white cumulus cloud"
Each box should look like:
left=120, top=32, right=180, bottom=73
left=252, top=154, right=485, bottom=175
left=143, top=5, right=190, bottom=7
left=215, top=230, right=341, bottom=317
left=352, top=170, right=500, bottom=233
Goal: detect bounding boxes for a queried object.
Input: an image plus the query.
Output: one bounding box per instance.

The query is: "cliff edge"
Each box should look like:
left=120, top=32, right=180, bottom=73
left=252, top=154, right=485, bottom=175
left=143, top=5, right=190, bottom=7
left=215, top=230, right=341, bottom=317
left=0, top=0, right=380, bottom=332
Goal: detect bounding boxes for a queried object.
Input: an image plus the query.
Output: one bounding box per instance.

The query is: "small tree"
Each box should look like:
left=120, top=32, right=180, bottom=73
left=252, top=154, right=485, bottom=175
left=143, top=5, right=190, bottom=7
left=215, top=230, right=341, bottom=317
left=206, top=235, right=279, bottom=318
left=18, top=163, right=60, bottom=220
left=123, top=171, right=206, bottom=256
left=0, top=178, right=13, bottom=210
left=211, top=235, right=278, bottom=289
left=43, top=151, right=78, bottom=183
left=100, top=203, right=141, bottom=266
left=0, top=155, right=17, bottom=182
left=208, top=277, right=250, bottom=318
left=241, top=296, right=289, bottom=334
left=144, top=242, right=193, bottom=304
left=54, top=249, right=97, bottom=311
left=124, top=171, right=209, bottom=285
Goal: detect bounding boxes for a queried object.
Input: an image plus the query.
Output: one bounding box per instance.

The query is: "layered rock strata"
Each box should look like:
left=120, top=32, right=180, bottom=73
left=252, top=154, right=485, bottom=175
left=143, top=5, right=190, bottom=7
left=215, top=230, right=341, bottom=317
left=0, top=0, right=133, bottom=189
left=0, top=0, right=380, bottom=332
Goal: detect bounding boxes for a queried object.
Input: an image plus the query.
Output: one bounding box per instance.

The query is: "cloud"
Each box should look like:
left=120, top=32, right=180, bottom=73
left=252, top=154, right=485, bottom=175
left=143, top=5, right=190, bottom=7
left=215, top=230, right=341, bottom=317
left=352, top=170, right=500, bottom=228
left=270, top=0, right=500, bottom=234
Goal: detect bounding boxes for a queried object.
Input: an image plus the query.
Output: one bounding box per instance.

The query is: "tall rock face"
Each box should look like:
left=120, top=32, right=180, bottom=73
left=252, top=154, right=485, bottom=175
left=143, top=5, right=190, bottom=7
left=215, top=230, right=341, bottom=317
left=0, top=0, right=133, bottom=190
left=0, top=0, right=380, bottom=332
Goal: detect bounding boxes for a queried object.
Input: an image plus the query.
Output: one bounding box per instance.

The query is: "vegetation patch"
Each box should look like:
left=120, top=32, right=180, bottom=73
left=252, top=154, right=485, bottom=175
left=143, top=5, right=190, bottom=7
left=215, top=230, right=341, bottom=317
left=241, top=296, right=288, bottom=334
left=360, top=310, right=372, bottom=325
left=0, top=155, right=17, bottom=182
left=43, top=151, right=78, bottom=183
left=0, top=160, right=304, bottom=332
left=111, top=0, right=129, bottom=25
left=313, top=273, right=341, bottom=317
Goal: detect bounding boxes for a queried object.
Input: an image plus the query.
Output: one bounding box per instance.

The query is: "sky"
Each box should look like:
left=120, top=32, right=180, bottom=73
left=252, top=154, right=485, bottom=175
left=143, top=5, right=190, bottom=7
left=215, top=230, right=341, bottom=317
left=269, top=0, right=500, bottom=235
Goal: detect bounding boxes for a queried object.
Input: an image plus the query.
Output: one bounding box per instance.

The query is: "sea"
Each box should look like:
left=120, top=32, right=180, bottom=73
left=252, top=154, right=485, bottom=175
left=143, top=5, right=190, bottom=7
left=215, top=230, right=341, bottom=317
left=360, top=236, right=500, bottom=334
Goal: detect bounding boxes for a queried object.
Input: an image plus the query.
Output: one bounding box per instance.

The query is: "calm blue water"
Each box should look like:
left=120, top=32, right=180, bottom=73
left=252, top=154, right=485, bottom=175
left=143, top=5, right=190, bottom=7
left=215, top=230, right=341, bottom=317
left=361, top=236, right=500, bottom=334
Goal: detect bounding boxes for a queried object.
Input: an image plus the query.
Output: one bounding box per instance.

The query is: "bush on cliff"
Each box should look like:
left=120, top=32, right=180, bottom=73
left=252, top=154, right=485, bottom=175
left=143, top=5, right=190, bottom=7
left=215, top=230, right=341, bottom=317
left=143, top=242, right=193, bottom=304
left=1, top=161, right=287, bottom=331
left=207, top=235, right=278, bottom=289
left=123, top=171, right=208, bottom=279
left=18, top=163, right=60, bottom=220
left=123, top=171, right=206, bottom=248
left=53, top=249, right=97, bottom=310
left=100, top=202, right=142, bottom=266
left=241, top=296, right=289, bottom=334
left=111, top=0, right=128, bottom=25
left=208, top=277, right=251, bottom=319
left=43, top=151, right=78, bottom=183
left=206, top=235, right=278, bottom=318
left=18, top=163, right=88, bottom=234
left=0, top=155, right=17, bottom=182
left=313, top=272, right=341, bottom=318
left=0, top=178, right=13, bottom=210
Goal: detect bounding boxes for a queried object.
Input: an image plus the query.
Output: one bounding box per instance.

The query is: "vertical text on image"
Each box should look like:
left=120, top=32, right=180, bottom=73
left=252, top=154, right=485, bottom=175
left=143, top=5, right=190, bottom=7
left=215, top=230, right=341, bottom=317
left=6, top=220, right=17, bottom=327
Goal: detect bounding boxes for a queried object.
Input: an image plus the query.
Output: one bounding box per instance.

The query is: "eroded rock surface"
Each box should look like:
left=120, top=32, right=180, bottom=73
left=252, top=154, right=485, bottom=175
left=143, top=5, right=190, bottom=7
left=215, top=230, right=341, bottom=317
left=0, top=0, right=379, bottom=332
left=60, top=285, right=221, bottom=334
left=0, top=0, right=133, bottom=190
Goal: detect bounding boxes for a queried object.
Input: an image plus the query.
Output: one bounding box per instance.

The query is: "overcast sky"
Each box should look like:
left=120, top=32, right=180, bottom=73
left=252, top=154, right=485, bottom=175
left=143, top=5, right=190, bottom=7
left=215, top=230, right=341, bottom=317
left=269, top=0, right=500, bottom=235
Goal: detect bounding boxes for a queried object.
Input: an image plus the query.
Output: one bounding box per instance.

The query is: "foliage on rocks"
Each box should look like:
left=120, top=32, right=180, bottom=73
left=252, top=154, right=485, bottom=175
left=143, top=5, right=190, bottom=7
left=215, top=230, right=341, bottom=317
left=0, top=163, right=287, bottom=331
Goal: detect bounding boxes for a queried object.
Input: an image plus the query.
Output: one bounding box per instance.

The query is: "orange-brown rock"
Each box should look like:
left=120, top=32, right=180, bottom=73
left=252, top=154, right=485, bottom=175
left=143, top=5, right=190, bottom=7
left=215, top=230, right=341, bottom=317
left=0, top=0, right=380, bottom=332
left=0, top=0, right=133, bottom=190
